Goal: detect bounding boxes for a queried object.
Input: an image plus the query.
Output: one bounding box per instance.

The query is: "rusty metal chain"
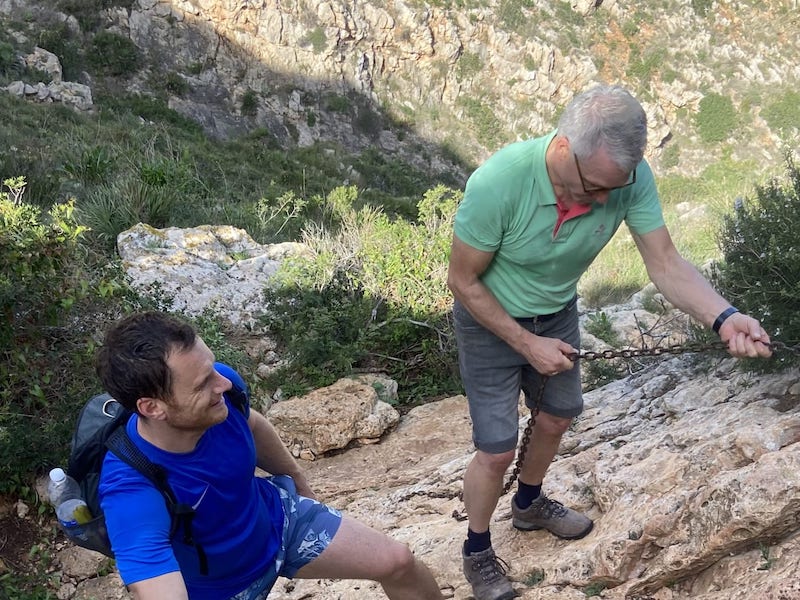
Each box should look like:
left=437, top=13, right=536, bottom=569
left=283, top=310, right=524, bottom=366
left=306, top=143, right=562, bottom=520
left=500, top=339, right=799, bottom=495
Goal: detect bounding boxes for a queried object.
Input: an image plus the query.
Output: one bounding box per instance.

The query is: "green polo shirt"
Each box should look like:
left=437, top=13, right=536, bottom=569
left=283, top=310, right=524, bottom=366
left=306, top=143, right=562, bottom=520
left=453, top=131, right=665, bottom=317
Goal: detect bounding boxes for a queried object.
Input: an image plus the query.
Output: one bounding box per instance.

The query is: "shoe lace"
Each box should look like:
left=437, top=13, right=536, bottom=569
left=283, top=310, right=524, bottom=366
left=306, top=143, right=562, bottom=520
left=538, top=496, right=569, bottom=519
left=471, top=551, right=510, bottom=583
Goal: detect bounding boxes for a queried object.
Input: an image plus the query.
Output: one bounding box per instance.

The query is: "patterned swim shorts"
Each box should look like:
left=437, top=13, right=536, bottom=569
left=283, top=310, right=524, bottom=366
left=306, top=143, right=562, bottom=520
left=229, top=475, right=342, bottom=600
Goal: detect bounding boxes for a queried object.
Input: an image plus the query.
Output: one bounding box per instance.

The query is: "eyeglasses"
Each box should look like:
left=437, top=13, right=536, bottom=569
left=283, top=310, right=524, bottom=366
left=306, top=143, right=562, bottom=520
left=574, top=154, right=636, bottom=194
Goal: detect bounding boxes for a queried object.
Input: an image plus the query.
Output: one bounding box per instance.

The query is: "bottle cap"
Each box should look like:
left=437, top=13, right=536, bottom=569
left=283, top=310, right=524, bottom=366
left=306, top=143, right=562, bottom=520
left=49, top=467, right=66, bottom=482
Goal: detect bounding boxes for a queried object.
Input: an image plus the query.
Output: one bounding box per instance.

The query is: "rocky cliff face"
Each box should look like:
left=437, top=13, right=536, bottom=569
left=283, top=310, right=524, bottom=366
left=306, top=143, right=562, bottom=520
left=99, top=0, right=799, bottom=176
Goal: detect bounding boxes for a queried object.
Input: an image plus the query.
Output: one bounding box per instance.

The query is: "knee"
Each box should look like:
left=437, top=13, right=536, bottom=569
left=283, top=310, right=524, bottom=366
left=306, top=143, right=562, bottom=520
left=379, top=541, right=417, bottom=582
left=474, top=449, right=515, bottom=476
left=536, top=413, right=573, bottom=437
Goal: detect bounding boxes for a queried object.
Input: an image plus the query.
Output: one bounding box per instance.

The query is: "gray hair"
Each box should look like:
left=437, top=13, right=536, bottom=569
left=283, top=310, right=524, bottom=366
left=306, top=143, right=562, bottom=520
left=557, top=84, right=647, bottom=172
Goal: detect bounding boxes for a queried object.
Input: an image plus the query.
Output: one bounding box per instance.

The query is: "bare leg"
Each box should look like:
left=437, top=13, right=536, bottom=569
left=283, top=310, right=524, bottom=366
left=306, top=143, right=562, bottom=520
left=518, top=412, right=572, bottom=486
left=294, top=516, right=444, bottom=600
left=463, top=449, right=515, bottom=533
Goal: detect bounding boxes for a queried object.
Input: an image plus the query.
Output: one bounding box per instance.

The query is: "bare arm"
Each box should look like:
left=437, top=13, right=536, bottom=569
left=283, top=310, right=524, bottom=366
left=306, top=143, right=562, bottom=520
left=129, top=572, right=187, bottom=600
left=447, top=235, right=577, bottom=374
left=633, top=226, right=771, bottom=358
left=248, top=408, right=315, bottom=498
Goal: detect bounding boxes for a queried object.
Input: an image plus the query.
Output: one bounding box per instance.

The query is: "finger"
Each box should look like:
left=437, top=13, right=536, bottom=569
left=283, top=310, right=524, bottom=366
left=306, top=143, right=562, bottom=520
left=746, top=317, right=765, bottom=341
left=728, top=332, right=747, bottom=357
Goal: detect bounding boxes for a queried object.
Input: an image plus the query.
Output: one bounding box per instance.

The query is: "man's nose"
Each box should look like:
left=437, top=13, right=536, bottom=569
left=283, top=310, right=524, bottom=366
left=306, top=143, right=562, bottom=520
left=217, top=374, right=233, bottom=392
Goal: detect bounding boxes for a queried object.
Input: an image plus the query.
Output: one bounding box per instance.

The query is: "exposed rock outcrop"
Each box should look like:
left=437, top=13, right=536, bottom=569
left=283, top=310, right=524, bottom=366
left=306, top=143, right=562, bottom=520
left=47, top=358, right=800, bottom=599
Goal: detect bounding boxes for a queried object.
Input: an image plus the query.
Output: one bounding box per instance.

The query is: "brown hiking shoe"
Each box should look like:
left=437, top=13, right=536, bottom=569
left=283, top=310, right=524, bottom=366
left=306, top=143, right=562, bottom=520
left=512, top=494, right=593, bottom=539
left=462, top=543, right=518, bottom=600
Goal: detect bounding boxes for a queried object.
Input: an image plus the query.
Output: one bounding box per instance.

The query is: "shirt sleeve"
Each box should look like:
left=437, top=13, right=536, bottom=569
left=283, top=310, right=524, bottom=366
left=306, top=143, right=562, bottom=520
left=454, top=167, right=506, bottom=252
left=99, top=454, right=181, bottom=585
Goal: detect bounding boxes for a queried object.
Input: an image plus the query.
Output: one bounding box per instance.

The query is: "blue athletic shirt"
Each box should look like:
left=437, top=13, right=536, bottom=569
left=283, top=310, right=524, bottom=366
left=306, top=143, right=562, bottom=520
left=99, top=370, right=285, bottom=600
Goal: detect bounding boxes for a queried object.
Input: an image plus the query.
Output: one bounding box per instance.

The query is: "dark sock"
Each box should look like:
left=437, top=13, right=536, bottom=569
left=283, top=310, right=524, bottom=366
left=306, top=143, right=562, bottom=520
left=515, top=481, right=542, bottom=509
left=465, top=528, right=491, bottom=555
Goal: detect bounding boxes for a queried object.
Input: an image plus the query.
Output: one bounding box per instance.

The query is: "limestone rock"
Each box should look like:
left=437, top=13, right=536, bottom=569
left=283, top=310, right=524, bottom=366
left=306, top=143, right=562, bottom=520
left=267, top=376, right=401, bottom=459
left=117, top=223, right=312, bottom=328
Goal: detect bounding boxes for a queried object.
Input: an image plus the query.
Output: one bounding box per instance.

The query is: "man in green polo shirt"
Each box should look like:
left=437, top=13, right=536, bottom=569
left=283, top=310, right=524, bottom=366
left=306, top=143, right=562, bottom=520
left=448, top=84, right=772, bottom=600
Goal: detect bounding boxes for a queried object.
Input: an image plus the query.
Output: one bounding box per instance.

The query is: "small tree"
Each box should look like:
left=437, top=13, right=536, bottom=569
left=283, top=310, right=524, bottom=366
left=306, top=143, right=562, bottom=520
left=712, top=154, right=800, bottom=369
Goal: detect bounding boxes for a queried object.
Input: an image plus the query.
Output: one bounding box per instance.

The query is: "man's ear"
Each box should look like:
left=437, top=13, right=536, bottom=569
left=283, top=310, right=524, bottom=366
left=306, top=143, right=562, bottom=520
left=136, top=397, right=167, bottom=420
left=555, top=135, right=571, bottom=157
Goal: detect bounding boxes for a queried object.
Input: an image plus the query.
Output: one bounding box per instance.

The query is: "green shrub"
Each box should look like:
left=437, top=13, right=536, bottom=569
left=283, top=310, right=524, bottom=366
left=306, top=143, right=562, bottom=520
left=626, top=46, right=665, bottom=83
left=88, top=30, right=140, bottom=77
left=661, top=143, right=680, bottom=169
left=498, top=0, right=530, bottom=33
left=99, top=93, right=204, bottom=134
left=261, top=185, right=463, bottom=403
left=456, top=51, right=483, bottom=81
left=0, top=177, right=91, bottom=491
left=241, top=89, right=258, bottom=116
left=457, top=96, right=504, bottom=149
left=325, top=93, right=351, bottom=113
left=0, top=40, right=18, bottom=78
left=37, top=23, right=85, bottom=82
left=695, top=93, right=737, bottom=144
left=0, top=178, right=88, bottom=342
left=761, top=90, right=800, bottom=138
left=163, top=71, right=190, bottom=97
left=712, top=155, right=800, bottom=370
left=691, top=0, right=713, bottom=17
left=61, top=146, right=116, bottom=185
left=303, top=27, right=327, bottom=53
left=79, top=177, right=178, bottom=247
left=584, top=311, right=621, bottom=346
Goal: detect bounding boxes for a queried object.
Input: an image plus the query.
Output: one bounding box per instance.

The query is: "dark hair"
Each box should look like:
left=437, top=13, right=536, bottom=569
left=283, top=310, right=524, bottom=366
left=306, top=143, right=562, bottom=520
left=95, top=312, right=197, bottom=412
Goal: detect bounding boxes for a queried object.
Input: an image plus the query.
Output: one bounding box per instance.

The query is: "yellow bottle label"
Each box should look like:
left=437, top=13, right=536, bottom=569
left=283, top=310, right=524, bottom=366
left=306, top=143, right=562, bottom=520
left=73, top=503, right=93, bottom=524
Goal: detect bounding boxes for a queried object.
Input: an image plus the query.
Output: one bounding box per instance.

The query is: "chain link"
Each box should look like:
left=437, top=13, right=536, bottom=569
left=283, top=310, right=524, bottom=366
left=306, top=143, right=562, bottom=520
left=500, top=339, right=799, bottom=495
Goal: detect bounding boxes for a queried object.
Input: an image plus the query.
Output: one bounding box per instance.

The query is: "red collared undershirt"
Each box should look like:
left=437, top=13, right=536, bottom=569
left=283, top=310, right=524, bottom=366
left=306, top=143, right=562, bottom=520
left=553, top=197, right=592, bottom=237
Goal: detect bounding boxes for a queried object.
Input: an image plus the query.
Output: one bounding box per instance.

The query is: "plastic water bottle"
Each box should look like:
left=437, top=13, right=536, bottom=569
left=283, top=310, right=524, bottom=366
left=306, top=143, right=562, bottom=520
left=48, top=468, right=91, bottom=541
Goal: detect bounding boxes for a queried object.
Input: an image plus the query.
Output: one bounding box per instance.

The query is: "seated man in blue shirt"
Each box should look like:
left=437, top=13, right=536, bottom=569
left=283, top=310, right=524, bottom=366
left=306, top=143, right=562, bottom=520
left=96, top=311, right=445, bottom=600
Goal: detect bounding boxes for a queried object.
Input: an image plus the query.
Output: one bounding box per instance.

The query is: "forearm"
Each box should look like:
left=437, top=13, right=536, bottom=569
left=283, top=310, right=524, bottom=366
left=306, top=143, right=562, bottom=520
left=647, top=254, right=730, bottom=328
left=249, top=410, right=314, bottom=496
left=450, top=277, right=531, bottom=354
left=129, top=572, right=188, bottom=600
left=251, top=413, right=303, bottom=476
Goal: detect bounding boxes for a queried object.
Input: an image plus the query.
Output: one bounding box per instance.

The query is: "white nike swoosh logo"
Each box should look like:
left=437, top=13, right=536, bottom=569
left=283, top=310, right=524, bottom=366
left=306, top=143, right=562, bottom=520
left=192, top=485, right=210, bottom=510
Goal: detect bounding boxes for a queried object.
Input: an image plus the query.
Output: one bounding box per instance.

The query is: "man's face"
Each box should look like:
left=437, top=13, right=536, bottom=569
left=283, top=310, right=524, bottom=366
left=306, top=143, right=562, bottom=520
left=162, top=337, right=233, bottom=432
left=566, top=145, right=635, bottom=207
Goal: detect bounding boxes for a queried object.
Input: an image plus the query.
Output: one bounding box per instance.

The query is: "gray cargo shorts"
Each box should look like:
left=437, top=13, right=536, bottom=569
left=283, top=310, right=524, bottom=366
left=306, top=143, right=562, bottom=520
left=453, top=297, right=583, bottom=454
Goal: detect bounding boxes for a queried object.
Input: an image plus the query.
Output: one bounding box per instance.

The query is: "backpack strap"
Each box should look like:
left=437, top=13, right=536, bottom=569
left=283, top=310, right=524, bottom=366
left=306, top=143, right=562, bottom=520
left=105, top=427, right=209, bottom=576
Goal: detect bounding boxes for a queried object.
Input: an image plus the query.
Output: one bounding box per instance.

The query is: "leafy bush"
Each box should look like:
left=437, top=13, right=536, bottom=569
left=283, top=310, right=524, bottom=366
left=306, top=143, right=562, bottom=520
left=761, top=90, right=800, bottom=138
left=695, top=93, right=738, bottom=144
left=0, top=177, right=91, bottom=491
left=457, top=96, right=504, bottom=149
left=261, top=185, right=463, bottom=403
left=691, top=0, right=713, bottom=17
left=61, top=146, right=116, bottom=185
left=88, top=31, right=140, bottom=77
left=712, top=155, right=800, bottom=370
left=79, top=177, right=178, bottom=247
left=302, top=27, right=327, bottom=53
left=456, top=51, right=483, bottom=81
left=37, top=22, right=85, bottom=81
left=0, top=40, right=19, bottom=79
left=98, top=92, right=204, bottom=135
left=0, top=178, right=88, bottom=342
left=240, top=89, right=258, bottom=117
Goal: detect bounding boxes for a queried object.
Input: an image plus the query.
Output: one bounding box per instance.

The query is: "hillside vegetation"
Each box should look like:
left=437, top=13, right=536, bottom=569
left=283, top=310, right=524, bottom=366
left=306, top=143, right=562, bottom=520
left=0, top=1, right=799, bottom=595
